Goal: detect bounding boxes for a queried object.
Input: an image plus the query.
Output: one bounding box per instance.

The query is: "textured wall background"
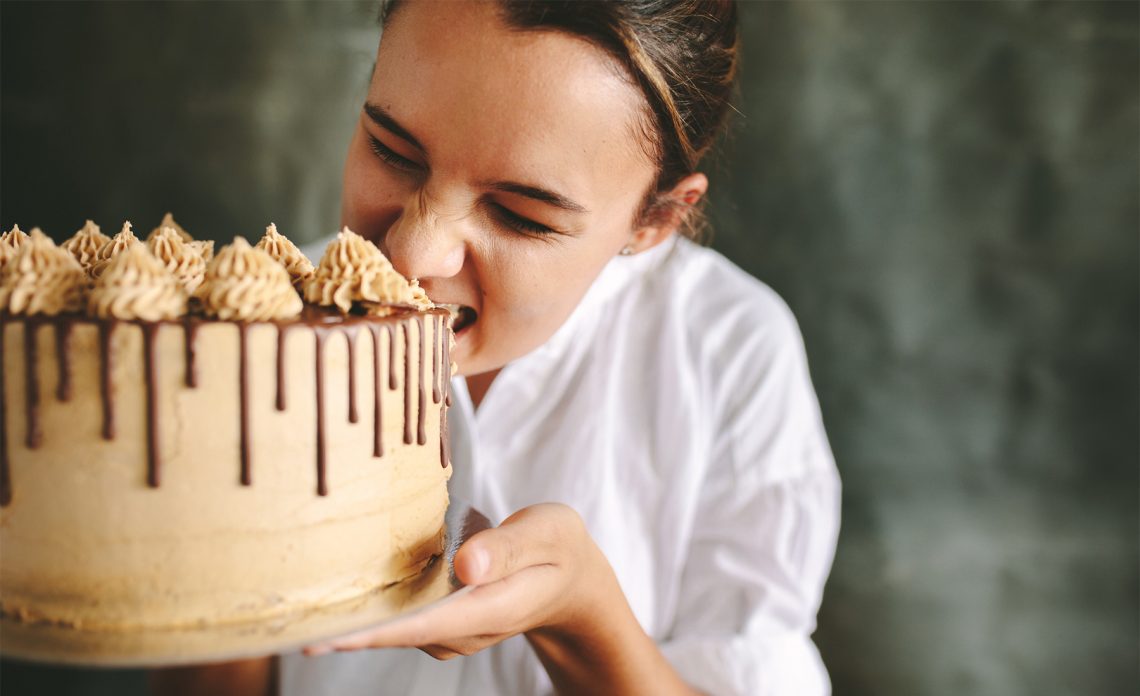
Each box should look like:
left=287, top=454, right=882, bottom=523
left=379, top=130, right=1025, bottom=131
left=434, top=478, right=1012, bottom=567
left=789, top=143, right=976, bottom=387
left=2, top=2, right=1136, bottom=695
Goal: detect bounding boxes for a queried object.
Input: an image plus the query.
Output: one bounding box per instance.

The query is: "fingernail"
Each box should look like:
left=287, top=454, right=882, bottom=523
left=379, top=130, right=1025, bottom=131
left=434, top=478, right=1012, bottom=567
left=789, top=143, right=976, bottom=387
left=471, top=547, right=490, bottom=582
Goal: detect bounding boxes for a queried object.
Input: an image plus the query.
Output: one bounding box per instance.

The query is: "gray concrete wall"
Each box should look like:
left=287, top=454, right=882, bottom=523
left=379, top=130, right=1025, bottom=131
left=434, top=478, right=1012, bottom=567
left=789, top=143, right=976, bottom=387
left=1, top=2, right=1136, bottom=694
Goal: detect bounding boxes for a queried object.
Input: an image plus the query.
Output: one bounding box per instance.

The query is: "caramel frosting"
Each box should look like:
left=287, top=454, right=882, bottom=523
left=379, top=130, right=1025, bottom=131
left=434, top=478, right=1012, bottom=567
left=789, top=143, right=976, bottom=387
left=189, top=239, right=215, bottom=264
left=0, top=229, right=87, bottom=316
left=1, top=224, right=29, bottom=252
left=256, top=223, right=314, bottom=288
left=149, top=225, right=207, bottom=295
left=200, top=237, right=303, bottom=321
left=407, top=279, right=433, bottom=311
left=148, top=212, right=192, bottom=243
left=87, top=243, right=188, bottom=321
left=61, top=220, right=112, bottom=274
left=1, top=225, right=29, bottom=274
left=0, top=240, right=15, bottom=274
left=91, top=222, right=144, bottom=279
left=304, top=228, right=433, bottom=313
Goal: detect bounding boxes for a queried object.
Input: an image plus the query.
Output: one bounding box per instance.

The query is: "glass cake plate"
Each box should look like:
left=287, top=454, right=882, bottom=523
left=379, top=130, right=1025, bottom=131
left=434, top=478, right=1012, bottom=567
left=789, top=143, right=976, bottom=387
left=0, top=500, right=491, bottom=668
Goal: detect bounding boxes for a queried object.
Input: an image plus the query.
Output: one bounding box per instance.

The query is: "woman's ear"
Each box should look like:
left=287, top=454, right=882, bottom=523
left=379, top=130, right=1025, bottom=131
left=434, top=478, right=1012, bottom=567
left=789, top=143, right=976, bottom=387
left=626, top=173, right=708, bottom=254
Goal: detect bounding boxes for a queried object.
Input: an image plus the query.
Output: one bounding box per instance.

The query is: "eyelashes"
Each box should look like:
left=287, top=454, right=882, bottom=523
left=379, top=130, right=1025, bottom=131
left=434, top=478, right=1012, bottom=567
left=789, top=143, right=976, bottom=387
left=487, top=203, right=556, bottom=236
left=367, top=134, right=421, bottom=172
left=366, top=133, right=559, bottom=237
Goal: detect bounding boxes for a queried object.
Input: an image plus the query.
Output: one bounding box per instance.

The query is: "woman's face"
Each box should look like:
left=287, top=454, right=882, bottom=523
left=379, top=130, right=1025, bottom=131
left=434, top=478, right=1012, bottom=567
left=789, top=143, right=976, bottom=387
left=341, top=0, right=658, bottom=377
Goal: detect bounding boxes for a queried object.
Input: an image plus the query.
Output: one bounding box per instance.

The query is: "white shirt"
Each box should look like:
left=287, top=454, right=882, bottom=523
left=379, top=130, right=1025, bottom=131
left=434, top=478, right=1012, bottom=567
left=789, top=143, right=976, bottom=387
left=282, top=236, right=841, bottom=696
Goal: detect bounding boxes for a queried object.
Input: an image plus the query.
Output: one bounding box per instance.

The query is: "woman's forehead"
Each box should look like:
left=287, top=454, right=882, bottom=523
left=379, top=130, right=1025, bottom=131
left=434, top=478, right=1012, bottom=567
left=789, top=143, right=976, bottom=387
left=372, top=0, right=655, bottom=204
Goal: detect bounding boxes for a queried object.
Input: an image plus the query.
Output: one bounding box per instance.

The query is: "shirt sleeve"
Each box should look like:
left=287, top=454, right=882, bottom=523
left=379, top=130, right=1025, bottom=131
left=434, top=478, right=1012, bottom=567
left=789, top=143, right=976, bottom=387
left=659, top=291, right=841, bottom=696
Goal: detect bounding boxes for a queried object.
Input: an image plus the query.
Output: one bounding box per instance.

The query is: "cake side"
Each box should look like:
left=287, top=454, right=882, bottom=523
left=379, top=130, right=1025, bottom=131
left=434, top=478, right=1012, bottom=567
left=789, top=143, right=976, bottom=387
left=0, top=310, right=452, bottom=630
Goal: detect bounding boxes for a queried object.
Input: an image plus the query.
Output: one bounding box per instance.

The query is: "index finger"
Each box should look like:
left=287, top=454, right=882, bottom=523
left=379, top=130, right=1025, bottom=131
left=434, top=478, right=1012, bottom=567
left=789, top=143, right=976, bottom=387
left=302, top=584, right=478, bottom=655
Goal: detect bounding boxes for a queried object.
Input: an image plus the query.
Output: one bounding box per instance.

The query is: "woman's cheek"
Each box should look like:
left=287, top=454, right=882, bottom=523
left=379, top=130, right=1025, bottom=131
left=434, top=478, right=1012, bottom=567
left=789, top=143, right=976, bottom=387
left=342, top=158, right=413, bottom=242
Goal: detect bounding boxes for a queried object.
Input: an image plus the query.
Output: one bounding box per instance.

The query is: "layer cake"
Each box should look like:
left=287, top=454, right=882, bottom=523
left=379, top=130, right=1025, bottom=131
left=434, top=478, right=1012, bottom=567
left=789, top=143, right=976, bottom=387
left=0, top=220, right=453, bottom=630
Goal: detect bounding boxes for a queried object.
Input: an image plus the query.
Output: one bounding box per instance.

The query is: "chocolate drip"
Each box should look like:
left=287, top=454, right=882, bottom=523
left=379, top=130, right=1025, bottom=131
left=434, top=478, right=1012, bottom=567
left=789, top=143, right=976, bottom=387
left=403, top=321, right=413, bottom=445
left=1, top=319, right=11, bottom=506
left=183, top=317, right=200, bottom=389
left=23, top=320, right=42, bottom=449
left=0, top=308, right=451, bottom=506
left=440, top=318, right=451, bottom=469
left=55, top=321, right=73, bottom=402
left=370, top=325, right=384, bottom=458
left=345, top=326, right=359, bottom=424
left=417, top=315, right=427, bottom=446
left=275, top=325, right=287, bottom=411
left=142, top=323, right=162, bottom=488
left=314, top=328, right=330, bottom=496
left=239, top=324, right=252, bottom=486
left=432, top=315, right=442, bottom=405
left=99, top=321, right=117, bottom=440
left=387, top=324, right=397, bottom=390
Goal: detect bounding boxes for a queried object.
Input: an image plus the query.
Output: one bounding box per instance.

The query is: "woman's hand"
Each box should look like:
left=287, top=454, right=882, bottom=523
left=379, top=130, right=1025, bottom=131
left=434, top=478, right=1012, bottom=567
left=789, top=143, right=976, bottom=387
left=304, top=503, right=606, bottom=659
left=304, top=503, right=701, bottom=695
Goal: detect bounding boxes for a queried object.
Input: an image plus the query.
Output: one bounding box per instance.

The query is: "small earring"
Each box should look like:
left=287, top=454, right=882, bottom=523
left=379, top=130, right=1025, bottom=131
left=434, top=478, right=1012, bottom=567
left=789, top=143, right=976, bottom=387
left=619, top=245, right=634, bottom=256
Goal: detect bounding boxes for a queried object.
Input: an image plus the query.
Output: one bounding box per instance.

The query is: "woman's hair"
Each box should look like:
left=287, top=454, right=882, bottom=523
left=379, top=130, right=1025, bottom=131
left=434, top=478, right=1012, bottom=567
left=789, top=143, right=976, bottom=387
left=380, top=0, right=740, bottom=241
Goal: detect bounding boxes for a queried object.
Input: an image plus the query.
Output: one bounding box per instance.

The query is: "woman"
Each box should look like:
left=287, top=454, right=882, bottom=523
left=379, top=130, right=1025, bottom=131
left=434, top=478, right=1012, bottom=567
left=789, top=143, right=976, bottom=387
left=156, top=1, right=839, bottom=694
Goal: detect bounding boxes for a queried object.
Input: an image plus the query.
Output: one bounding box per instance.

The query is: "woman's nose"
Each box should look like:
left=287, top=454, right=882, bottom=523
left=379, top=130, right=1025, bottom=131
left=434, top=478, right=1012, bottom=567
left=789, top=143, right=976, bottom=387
left=382, top=204, right=467, bottom=281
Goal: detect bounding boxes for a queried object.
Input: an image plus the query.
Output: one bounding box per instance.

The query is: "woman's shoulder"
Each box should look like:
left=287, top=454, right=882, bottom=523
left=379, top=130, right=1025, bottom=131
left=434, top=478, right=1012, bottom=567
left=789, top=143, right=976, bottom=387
left=649, top=237, right=805, bottom=362
left=635, top=237, right=832, bottom=485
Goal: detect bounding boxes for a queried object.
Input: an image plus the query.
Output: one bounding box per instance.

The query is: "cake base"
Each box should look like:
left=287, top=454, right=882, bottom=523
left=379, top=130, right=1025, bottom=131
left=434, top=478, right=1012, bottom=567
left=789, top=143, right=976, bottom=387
left=0, top=500, right=489, bottom=668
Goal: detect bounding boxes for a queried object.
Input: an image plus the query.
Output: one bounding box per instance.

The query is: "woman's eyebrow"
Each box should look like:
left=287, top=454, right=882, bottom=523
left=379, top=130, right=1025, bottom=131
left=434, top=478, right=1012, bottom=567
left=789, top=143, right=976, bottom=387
left=487, top=181, right=588, bottom=214
left=364, top=102, right=425, bottom=153
left=365, top=101, right=587, bottom=214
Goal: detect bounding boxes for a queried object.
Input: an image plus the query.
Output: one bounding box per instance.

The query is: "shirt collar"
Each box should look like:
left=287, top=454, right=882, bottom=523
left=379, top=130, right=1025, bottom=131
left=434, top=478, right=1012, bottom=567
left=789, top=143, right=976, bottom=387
left=527, top=235, right=678, bottom=362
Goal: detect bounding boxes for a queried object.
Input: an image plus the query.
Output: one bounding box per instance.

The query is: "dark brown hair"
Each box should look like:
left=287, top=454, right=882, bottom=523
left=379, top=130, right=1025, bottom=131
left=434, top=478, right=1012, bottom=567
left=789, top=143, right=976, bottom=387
left=381, top=0, right=739, bottom=240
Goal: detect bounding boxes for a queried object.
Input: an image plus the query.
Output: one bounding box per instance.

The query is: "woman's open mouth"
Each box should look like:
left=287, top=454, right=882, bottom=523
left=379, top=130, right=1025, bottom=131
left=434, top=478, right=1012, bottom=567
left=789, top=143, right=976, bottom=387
left=449, top=305, right=478, bottom=336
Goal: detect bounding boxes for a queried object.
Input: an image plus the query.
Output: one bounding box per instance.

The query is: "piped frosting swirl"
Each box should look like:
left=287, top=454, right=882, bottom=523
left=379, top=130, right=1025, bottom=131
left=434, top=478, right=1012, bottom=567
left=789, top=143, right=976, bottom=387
left=148, top=212, right=192, bottom=243
left=0, top=241, right=15, bottom=274
left=91, top=222, right=144, bottom=279
left=303, top=228, right=433, bottom=313
left=189, top=240, right=215, bottom=264
left=149, top=226, right=207, bottom=295
left=0, top=229, right=88, bottom=316
left=1, top=225, right=29, bottom=274
left=87, top=243, right=187, bottom=321
left=256, top=223, right=314, bottom=289
left=199, top=237, right=303, bottom=321
left=1, top=224, right=29, bottom=252
left=61, top=220, right=112, bottom=274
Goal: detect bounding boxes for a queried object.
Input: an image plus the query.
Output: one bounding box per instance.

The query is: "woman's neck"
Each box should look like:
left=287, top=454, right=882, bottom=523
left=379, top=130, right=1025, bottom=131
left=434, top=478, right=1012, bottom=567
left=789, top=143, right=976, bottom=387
left=465, top=369, right=500, bottom=410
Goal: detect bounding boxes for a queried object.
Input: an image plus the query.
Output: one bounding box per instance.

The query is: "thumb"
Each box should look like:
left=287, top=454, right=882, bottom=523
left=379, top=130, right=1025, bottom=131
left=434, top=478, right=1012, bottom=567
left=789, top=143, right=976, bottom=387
left=452, top=503, right=575, bottom=586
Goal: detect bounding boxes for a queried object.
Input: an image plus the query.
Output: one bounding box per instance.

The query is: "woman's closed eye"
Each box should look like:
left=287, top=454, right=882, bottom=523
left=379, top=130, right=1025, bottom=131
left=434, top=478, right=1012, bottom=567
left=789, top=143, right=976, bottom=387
left=367, top=130, right=558, bottom=237
left=367, top=134, right=422, bottom=173
left=488, top=202, right=558, bottom=237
